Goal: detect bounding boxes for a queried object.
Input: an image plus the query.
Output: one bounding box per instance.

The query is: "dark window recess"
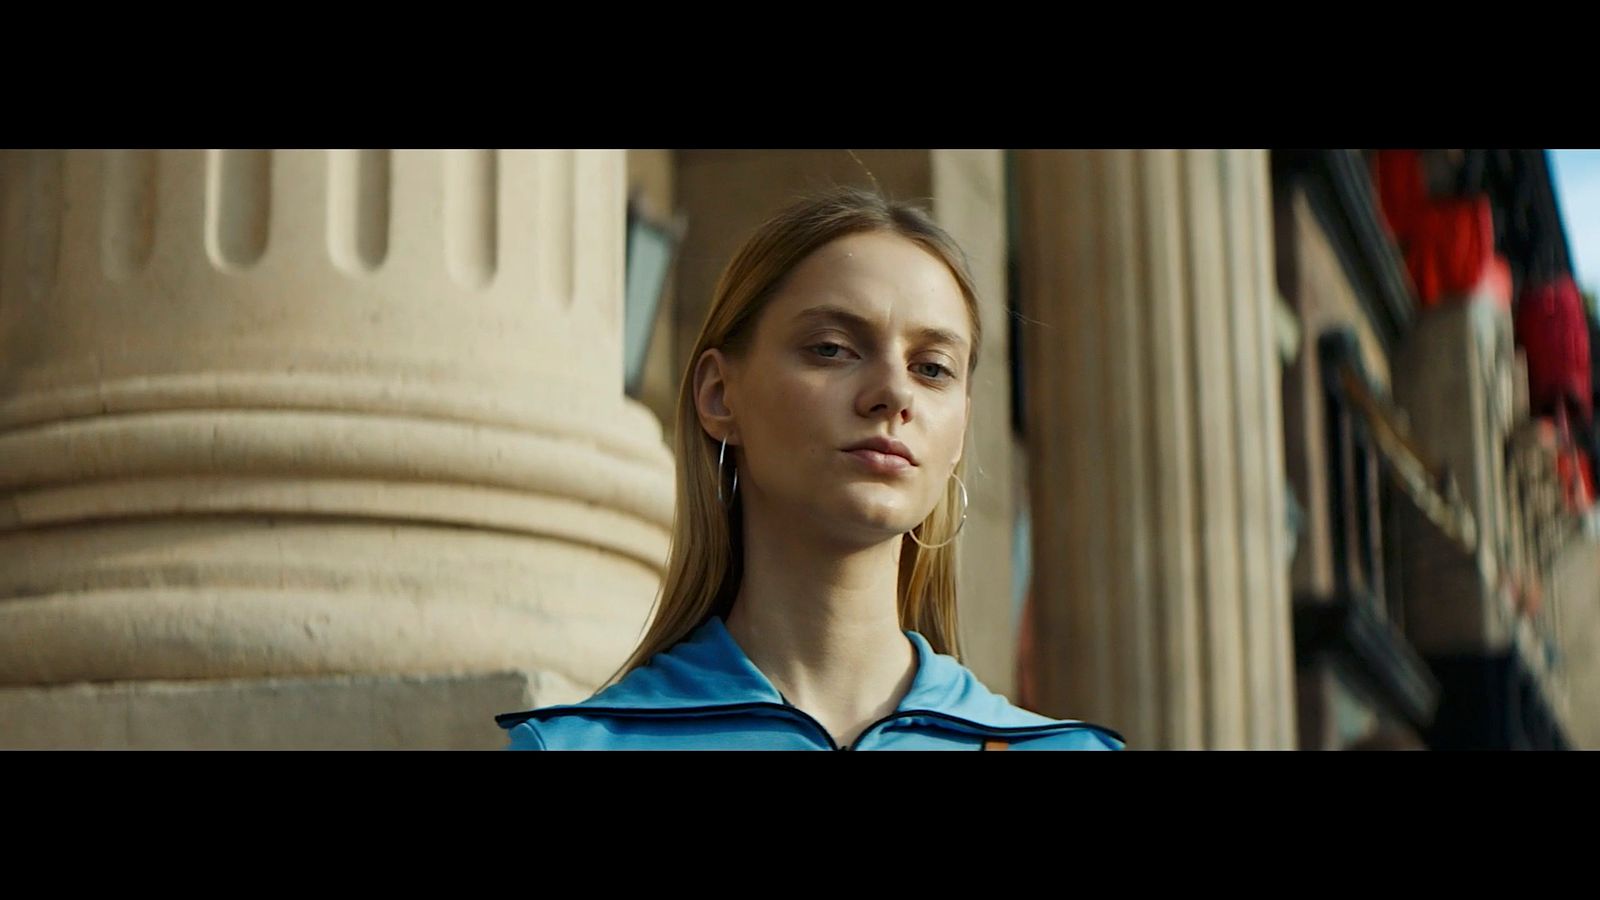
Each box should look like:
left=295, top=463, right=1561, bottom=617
left=1319, top=329, right=1390, bottom=619
left=1295, top=328, right=1441, bottom=735
left=1381, top=467, right=1407, bottom=636
left=621, top=196, right=686, bottom=401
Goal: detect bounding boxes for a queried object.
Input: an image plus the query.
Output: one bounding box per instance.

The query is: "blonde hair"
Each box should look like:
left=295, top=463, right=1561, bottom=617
left=595, top=185, right=984, bottom=693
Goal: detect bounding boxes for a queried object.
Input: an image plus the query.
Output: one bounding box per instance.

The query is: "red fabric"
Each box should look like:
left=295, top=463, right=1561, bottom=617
left=1555, top=444, right=1596, bottom=511
left=1515, top=275, right=1593, bottom=422
left=1374, top=150, right=1428, bottom=242
left=1407, top=197, right=1510, bottom=308
left=1558, top=449, right=1596, bottom=510
left=1373, top=151, right=1510, bottom=308
left=1553, top=406, right=1597, bottom=510
left=1479, top=256, right=1513, bottom=308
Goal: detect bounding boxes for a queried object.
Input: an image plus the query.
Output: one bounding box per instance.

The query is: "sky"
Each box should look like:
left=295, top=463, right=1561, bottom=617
left=1549, top=150, right=1600, bottom=298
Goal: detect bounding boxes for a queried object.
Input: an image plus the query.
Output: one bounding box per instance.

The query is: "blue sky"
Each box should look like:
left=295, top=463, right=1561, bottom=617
left=1550, top=150, right=1600, bottom=297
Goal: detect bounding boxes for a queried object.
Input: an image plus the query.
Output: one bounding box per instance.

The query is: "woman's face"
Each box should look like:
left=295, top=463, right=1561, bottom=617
left=699, top=230, right=973, bottom=548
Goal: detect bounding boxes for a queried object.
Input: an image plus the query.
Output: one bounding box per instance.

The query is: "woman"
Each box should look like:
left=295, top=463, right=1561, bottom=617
left=497, top=185, right=1123, bottom=750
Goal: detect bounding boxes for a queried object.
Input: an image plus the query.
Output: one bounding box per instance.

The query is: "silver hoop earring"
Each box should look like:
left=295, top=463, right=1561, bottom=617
left=718, top=434, right=739, bottom=505
left=907, top=473, right=968, bottom=549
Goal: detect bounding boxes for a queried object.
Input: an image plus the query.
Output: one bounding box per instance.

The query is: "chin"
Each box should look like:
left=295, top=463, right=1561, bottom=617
left=834, top=496, right=921, bottom=535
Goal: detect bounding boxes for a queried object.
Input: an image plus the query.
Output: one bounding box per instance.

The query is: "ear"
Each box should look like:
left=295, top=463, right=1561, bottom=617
left=693, top=347, right=739, bottom=445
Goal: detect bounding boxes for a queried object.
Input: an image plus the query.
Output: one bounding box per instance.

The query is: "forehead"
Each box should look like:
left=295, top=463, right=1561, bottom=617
left=762, top=231, right=972, bottom=342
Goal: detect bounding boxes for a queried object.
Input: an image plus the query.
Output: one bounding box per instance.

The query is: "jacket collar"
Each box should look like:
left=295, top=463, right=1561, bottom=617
left=505, top=614, right=1087, bottom=733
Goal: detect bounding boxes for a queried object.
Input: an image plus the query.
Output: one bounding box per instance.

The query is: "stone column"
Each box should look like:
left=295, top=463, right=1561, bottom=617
left=1015, top=150, right=1297, bottom=749
left=0, top=150, right=673, bottom=746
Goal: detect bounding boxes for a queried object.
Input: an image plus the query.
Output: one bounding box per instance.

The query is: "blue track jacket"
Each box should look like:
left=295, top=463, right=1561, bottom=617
left=496, top=614, right=1125, bottom=751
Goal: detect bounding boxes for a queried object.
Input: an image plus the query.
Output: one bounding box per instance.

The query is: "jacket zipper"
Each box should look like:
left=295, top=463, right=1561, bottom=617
left=501, top=702, right=1121, bottom=750
left=783, top=692, right=1123, bottom=749
left=845, top=708, right=1125, bottom=748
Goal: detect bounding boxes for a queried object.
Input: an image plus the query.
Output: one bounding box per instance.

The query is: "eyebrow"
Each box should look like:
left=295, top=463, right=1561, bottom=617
left=792, top=304, right=969, bottom=354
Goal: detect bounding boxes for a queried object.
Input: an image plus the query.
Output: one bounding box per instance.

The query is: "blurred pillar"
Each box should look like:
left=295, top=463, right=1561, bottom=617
left=1014, top=150, right=1297, bottom=749
left=0, top=150, right=673, bottom=744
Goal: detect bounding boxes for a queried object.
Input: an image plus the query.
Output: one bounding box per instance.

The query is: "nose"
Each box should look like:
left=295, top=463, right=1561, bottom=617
left=857, top=356, right=914, bottom=424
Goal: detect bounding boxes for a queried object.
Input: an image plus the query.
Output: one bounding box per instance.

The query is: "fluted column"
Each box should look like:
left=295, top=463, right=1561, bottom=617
left=1015, top=150, right=1296, bottom=749
left=0, top=150, right=673, bottom=694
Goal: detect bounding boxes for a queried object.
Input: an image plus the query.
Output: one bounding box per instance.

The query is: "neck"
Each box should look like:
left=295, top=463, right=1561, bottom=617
left=722, top=493, right=919, bottom=736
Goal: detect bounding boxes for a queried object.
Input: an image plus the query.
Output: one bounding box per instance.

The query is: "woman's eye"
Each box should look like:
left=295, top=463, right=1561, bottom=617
left=810, top=344, right=953, bottom=381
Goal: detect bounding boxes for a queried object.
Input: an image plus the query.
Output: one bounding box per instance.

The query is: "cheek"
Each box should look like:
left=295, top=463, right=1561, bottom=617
left=927, top=403, right=968, bottom=465
left=747, top=373, right=834, bottom=462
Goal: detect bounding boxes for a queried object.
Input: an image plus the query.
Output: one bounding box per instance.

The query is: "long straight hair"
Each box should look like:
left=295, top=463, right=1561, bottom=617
left=594, top=185, right=985, bottom=693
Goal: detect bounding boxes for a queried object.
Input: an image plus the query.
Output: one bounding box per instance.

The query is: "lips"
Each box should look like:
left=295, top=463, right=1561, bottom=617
left=842, top=436, right=917, bottom=466
left=845, top=447, right=914, bottom=475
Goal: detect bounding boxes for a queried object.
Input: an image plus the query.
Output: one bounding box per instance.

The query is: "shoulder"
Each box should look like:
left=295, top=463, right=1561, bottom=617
left=1006, top=726, right=1125, bottom=751
left=504, top=712, right=629, bottom=751
left=953, top=693, right=1125, bottom=751
left=902, top=633, right=1125, bottom=749
left=498, top=683, right=660, bottom=751
left=502, top=705, right=814, bottom=751
left=505, top=719, right=547, bottom=750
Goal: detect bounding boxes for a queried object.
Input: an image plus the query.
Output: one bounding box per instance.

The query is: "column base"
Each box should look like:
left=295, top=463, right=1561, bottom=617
left=0, top=669, right=586, bottom=749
